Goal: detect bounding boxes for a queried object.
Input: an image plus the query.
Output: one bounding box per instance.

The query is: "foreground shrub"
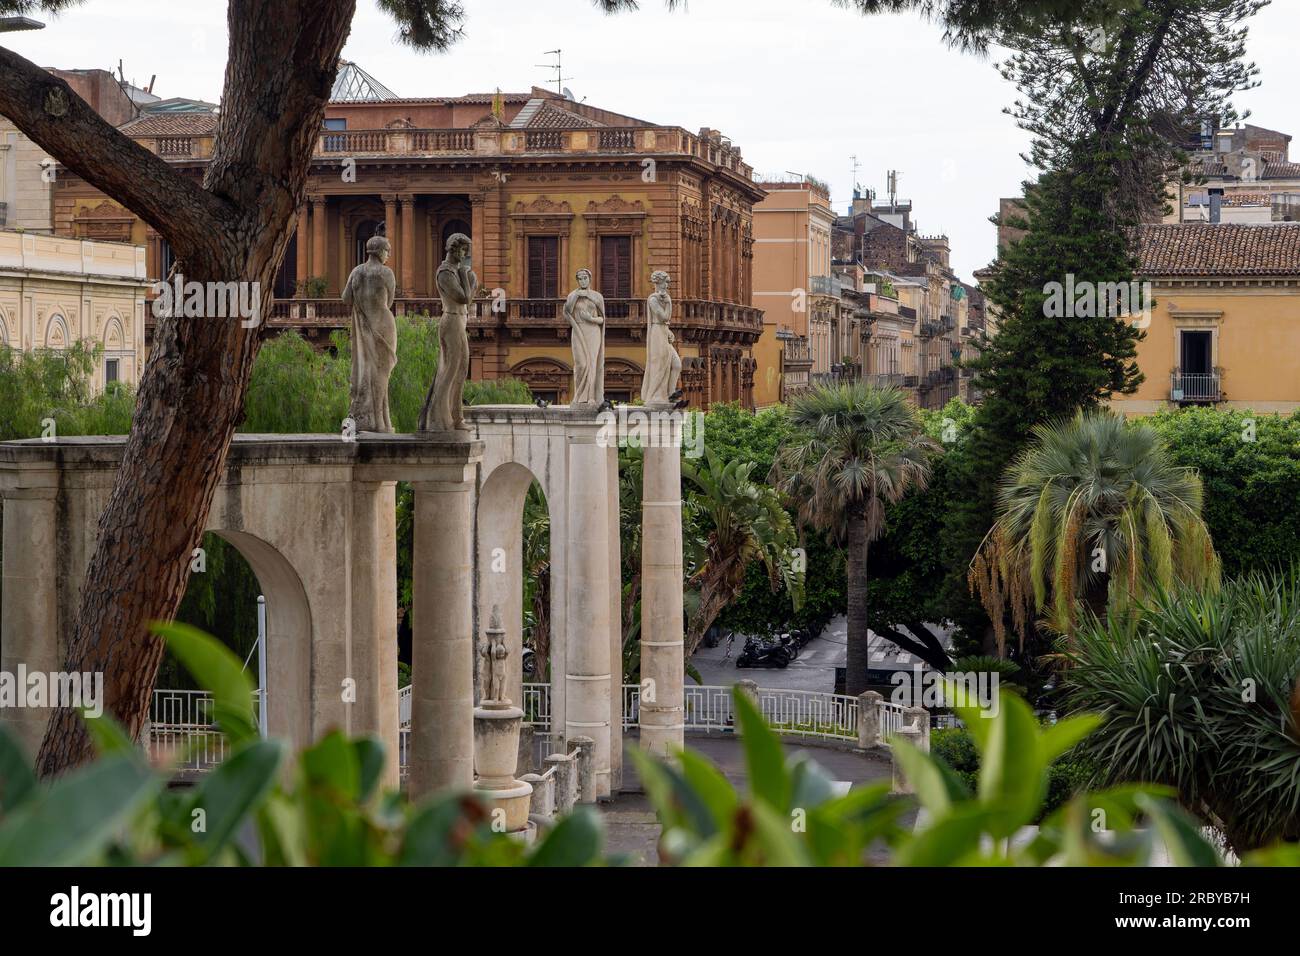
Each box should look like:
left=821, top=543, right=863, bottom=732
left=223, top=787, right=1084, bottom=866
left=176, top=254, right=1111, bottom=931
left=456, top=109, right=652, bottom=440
left=1063, top=569, right=1300, bottom=851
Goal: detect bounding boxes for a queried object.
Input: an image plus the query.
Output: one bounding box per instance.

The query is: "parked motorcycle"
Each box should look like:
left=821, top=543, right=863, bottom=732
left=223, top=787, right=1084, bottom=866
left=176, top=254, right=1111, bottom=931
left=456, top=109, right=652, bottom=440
left=736, top=635, right=792, bottom=669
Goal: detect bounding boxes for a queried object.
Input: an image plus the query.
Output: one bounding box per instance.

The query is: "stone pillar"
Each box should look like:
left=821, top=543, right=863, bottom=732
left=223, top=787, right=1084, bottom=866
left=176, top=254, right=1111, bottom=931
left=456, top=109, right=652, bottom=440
left=605, top=443, right=623, bottom=791
left=904, top=705, right=931, bottom=753
left=571, top=734, right=595, bottom=804
left=857, top=690, right=883, bottom=749
left=295, top=205, right=309, bottom=292
left=350, top=480, right=399, bottom=788
left=544, top=751, right=577, bottom=815
left=639, top=412, right=684, bottom=756
left=408, top=475, right=475, bottom=798
left=383, top=195, right=399, bottom=288
left=310, top=196, right=328, bottom=290
left=564, top=432, right=612, bottom=797
left=399, top=195, right=416, bottom=296
left=0, top=479, right=60, bottom=761
left=522, top=771, right=554, bottom=823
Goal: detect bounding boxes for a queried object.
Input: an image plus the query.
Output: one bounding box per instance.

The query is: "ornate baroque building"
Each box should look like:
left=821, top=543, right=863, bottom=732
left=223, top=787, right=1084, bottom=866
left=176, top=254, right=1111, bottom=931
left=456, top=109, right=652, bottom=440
left=52, top=66, right=763, bottom=407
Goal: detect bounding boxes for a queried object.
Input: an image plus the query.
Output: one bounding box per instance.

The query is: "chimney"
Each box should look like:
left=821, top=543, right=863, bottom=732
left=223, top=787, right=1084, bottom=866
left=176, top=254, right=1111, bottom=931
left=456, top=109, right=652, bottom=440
left=1209, top=190, right=1223, bottom=224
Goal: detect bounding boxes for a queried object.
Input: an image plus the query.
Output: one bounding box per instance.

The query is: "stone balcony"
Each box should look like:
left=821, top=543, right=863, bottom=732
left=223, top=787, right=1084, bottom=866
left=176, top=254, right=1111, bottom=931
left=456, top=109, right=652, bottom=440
left=134, top=124, right=754, bottom=179
left=266, top=296, right=764, bottom=344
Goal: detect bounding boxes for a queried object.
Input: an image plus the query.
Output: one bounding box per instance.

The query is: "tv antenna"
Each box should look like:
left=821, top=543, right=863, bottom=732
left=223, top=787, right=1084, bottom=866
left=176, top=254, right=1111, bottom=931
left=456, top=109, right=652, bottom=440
left=850, top=154, right=862, bottom=200
left=535, top=49, right=572, bottom=95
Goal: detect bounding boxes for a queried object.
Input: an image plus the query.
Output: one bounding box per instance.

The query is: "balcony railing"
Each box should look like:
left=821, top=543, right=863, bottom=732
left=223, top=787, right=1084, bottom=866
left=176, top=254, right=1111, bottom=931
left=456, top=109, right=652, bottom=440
left=1171, top=371, right=1221, bottom=403
left=265, top=296, right=763, bottom=339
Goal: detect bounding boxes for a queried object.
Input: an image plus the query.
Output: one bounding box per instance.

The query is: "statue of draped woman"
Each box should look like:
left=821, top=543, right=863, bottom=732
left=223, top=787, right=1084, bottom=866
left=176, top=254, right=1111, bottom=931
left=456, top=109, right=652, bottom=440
left=640, top=270, right=681, bottom=405
left=564, top=268, right=606, bottom=406
left=418, top=233, right=475, bottom=432
left=342, top=235, right=397, bottom=432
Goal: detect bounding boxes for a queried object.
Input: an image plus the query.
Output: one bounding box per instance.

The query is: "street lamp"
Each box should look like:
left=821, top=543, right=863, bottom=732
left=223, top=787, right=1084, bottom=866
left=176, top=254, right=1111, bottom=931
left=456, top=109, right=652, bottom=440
left=0, top=16, right=44, bottom=32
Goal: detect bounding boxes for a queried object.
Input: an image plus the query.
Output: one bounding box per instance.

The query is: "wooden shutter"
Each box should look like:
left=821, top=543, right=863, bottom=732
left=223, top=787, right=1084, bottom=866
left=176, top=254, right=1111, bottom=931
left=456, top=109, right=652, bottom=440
left=600, top=235, right=632, bottom=299
left=527, top=236, right=559, bottom=299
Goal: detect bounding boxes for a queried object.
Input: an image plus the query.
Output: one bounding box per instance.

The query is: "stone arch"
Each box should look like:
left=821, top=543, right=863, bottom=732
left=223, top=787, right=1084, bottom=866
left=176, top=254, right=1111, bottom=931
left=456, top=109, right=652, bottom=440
left=206, top=529, right=314, bottom=751
left=102, top=314, right=125, bottom=351
left=476, top=460, right=551, bottom=710
left=510, top=356, right=572, bottom=404
left=44, top=313, right=69, bottom=349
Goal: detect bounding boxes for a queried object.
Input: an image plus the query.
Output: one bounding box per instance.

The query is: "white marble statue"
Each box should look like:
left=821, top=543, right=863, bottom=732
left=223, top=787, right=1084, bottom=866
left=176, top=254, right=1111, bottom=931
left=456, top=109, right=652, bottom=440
left=564, top=268, right=606, bottom=406
left=341, top=235, right=397, bottom=432
left=640, top=270, right=682, bottom=405
left=419, top=232, right=475, bottom=432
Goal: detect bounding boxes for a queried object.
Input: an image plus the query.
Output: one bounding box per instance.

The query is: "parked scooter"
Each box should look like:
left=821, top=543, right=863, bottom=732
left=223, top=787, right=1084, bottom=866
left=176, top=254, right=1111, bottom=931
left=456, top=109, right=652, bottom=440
left=736, top=634, right=792, bottom=669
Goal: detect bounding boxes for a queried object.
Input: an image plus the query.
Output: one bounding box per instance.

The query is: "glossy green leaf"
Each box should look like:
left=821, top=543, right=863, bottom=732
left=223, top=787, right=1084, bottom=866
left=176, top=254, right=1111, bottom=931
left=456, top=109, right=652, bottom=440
left=0, top=755, right=160, bottom=865
left=527, top=807, right=604, bottom=867
left=186, top=738, right=284, bottom=859
left=153, top=621, right=258, bottom=745
left=733, top=687, right=790, bottom=812
left=0, top=724, right=37, bottom=815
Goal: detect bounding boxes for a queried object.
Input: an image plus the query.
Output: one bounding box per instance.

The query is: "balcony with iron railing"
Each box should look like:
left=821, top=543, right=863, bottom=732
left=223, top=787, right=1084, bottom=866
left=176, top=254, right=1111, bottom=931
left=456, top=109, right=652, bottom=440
left=1170, top=370, right=1222, bottom=403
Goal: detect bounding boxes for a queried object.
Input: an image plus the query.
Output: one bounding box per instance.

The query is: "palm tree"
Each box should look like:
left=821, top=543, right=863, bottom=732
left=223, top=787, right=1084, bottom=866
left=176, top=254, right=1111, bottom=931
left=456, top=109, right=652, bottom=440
left=682, top=450, right=803, bottom=658
left=772, top=383, right=937, bottom=697
left=969, top=410, right=1220, bottom=652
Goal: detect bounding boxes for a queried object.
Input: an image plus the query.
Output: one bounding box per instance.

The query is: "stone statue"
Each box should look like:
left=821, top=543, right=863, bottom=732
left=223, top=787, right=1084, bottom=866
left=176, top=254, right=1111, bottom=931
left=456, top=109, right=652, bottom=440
left=640, top=270, right=682, bottom=405
left=418, top=232, right=475, bottom=432
left=341, top=235, right=397, bottom=432
left=480, top=605, right=509, bottom=703
left=564, top=268, right=606, bottom=406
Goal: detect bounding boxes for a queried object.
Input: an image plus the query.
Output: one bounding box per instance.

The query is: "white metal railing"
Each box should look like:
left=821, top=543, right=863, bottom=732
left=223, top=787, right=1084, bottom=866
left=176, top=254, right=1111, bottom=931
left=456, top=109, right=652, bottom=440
left=149, top=683, right=903, bottom=776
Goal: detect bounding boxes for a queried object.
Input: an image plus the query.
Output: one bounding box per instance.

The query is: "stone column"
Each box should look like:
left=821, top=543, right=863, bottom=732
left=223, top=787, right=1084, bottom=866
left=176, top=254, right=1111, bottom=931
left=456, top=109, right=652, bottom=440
left=350, top=479, right=399, bottom=788
left=399, top=195, right=416, bottom=296
left=408, top=475, right=476, bottom=797
left=310, top=196, right=328, bottom=290
left=295, top=205, right=309, bottom=292
left=857, top=690, right=883, bottom=749
left=639, top=412, right=684, bottom=756
left=564, top=432, right=612, bottom=798
left=605, top=442, right=623, bottom=790
left=383, top=195, right=399, bottom=289
left=0, top=479, right=60, bottom=761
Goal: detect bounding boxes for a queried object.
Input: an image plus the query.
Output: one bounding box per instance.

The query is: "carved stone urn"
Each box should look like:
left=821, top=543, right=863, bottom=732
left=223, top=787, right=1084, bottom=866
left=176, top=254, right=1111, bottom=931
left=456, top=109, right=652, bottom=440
left=473, top=607, right=533, bottom=838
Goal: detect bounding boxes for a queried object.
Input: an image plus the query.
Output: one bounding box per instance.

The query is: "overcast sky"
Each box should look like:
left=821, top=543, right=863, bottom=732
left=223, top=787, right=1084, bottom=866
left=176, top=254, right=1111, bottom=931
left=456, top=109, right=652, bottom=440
left=7, top=0, right=1297, bottom=279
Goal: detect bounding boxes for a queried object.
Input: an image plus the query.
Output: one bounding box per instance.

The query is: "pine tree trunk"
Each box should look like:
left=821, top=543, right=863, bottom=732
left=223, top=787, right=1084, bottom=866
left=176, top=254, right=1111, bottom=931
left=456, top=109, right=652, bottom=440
left=0, top=0, right=360, bottom=776
left=845, top=509, right=870, bottom=697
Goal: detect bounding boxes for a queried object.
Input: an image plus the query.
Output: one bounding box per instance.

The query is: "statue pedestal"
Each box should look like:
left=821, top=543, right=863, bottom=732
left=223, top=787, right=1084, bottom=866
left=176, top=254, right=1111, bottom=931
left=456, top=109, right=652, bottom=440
left=473, top=700, right=534, bottom=835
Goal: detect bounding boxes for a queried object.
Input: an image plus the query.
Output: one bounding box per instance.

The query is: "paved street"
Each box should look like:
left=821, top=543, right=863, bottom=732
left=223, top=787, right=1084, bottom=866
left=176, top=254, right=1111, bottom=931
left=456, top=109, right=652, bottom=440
left=690, top=616, right=848, bottom=693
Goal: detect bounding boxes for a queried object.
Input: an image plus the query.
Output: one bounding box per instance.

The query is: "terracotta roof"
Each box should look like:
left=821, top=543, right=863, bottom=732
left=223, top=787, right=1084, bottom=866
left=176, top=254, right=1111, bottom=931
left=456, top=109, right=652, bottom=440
left=1263, top=160, right=1300, bottom=180
left=526, top=102, right=604, bottom=129
left=1221, top=193, right=1271, bottom=206
left=119, top=112, right=217, bottom=136
left=1137, top=223, right=1300, bottom=276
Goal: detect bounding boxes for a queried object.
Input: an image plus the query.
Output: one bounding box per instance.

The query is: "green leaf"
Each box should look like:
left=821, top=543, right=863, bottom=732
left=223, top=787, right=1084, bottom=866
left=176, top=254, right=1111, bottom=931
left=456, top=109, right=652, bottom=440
left=733, top=687, right=790, bottom=812
left=894, top=804, right=1000, bottom=867
left=1039, top=713, right=1101, bottom=763
left=889, top=739, right=961, bottom=814
left=0, top=724, right=37, bottom=815
left=153, top=621, right=257, bottom=745
left=82, top=712, right=139, bottom=759
left=0, top=755, right=160, bottom=865
left=676, top=747, right=739, bottom=831
left=400, top=794, right=480, bottom=866
left=352, top=737, right=388, bottom=802
left=527, top=808, right=604, bottom=867
left=301, top=730, right=361, bottom=800
left=973, top=693, right=1045, bottom=837
left=1135, top=794, right=1221, bottom=867
left=186, top=738, right=284, bottom=860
